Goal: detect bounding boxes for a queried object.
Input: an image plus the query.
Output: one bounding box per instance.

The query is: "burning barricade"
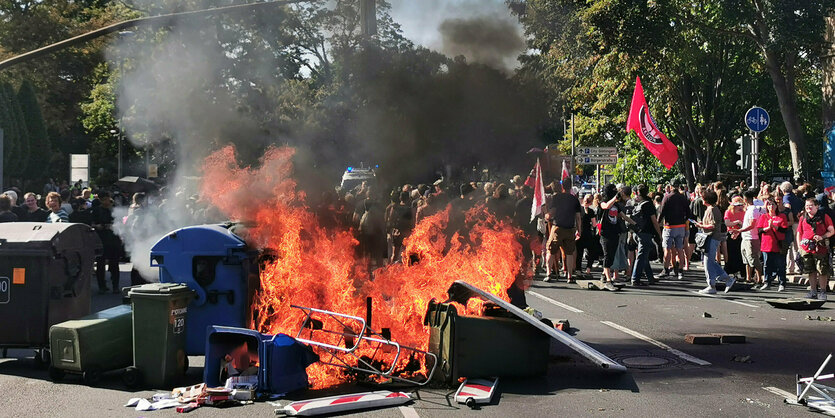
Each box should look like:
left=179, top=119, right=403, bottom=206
left=119, top=145, right=623, bottom=414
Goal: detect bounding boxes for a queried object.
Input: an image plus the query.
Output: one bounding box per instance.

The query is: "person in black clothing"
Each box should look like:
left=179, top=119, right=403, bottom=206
left=630, top=185, right=663, bottom=286
left=0, top=194, right=18, bottom=222
left=19, top=192, right=48, bottom=222
left=68, top=197, right=93, bottom=225
left=387, top=191, right=414, bottom=264
left=598, top=184, right=633, bottom=288
left=91, top=191, right=123, bottom=294
left=576, top=194, right=599, bottom=274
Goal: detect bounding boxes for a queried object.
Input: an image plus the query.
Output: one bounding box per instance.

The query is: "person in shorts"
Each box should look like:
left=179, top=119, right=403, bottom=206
left=544, top=180, right=582, bottom=283
left=738, top=189, right=764, bottom=284
left=658, top=181, right=694, bottom=280
left=796, top=197, right=833, bottom=300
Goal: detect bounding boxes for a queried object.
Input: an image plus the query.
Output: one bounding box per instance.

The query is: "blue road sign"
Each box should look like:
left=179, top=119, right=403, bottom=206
left=745, top=107, right=770, bottom=132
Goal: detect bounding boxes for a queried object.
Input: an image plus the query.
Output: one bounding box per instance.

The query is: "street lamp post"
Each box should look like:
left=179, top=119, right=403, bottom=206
left=110, top=128, right=121, bottom=179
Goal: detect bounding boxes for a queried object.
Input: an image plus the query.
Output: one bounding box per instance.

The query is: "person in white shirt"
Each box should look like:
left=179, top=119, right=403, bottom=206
left=738, top=189, right=765, bottom=284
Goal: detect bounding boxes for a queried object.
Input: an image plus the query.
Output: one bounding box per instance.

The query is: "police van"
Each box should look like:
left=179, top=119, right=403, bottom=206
left=340, top=166, right=377, bottom=193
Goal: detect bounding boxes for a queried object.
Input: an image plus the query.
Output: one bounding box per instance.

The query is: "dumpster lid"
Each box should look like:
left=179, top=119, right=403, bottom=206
left=128, top=282, right=194, bottom=296
left=0, top=222, right=91, bottom=246
left=151, top=224, right=246, bottom=256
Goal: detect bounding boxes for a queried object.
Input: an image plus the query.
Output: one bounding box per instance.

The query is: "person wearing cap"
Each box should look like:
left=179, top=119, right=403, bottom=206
left=3, top=190, right=25, bottom=220
left=723, top=196, right=746, bottom=281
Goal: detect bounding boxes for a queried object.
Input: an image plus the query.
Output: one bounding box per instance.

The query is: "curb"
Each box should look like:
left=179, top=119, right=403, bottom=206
left=785, top=274, right=835, bottom=292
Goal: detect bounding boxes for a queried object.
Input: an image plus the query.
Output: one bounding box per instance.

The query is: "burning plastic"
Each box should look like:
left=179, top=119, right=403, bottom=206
left=200, top=145, right=524, bottom=388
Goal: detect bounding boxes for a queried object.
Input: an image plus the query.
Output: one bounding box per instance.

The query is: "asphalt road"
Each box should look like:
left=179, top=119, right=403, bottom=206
left=0, top=262, right=833, bottom=417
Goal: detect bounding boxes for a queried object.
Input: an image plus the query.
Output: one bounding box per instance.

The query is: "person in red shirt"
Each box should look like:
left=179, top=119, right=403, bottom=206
left=723, top=196, right=746, bottom=279
left=796, top=197, right=834, bottom=300
left=757, top=198, right=789, bottom=291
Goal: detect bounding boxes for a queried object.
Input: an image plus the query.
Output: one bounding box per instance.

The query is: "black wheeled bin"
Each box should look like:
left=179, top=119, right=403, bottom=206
left=0, top=222, right=102, bottom=361
left=150, top=224, right=258, bottom=355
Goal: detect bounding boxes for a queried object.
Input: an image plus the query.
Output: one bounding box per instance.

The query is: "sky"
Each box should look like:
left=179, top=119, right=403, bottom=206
left=388, top=0, right=526, bottom=71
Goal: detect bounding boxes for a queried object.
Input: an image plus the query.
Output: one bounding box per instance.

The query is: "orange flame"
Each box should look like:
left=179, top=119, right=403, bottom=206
left=201, top=145, right=523, bottom=388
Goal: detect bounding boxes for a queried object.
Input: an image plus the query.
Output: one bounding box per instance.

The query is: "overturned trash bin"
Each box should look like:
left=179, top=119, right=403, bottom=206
left=425, top=300, right=549, bottom=383
left=48, top=304, right=133, bottom=385
left=204, top=326, right=318, bottom=395
left=0, top=222, right=101, bottom=364
left=151, top=224, right=258, bottom=355
left=127, top=283, right=194, bottom=389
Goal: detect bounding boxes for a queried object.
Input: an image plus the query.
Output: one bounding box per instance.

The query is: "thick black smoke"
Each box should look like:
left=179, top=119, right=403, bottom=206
left=438, top=15, right=526, bottom=72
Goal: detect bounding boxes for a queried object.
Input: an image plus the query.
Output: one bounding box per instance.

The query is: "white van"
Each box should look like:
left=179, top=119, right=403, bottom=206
left=340, top=166, right=377, bottom=193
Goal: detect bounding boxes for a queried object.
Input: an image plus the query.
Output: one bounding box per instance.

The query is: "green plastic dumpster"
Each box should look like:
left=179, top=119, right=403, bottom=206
left=48, top=304, right=133, bottom=385
left=126, top=283, right=194, bottom=389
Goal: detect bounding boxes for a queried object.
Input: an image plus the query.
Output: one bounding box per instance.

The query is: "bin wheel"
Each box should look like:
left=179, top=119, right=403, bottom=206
left=33, top=349, right=49, bottom=368
left=183, top=355, right=189, bottom=374
left=82, top=365, right=103, bottom=386
left=1, top=348, right=7, bottom=358
left=48, top=366, right=65, bottom=382
left=40, top=349, right=51, bottom=366
left=122, top=366, right=142, bottom=388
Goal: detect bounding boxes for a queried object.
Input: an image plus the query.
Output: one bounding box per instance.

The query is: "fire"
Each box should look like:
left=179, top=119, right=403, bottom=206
left=201, top=145, right=523, bottom=388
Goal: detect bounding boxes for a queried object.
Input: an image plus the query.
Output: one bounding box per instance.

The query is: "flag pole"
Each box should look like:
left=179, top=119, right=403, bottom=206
left=571, top=113, right=575, bottom=184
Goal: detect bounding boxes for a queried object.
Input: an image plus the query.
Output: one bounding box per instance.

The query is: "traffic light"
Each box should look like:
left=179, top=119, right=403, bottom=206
left=735, top=134, right=751, bottom=170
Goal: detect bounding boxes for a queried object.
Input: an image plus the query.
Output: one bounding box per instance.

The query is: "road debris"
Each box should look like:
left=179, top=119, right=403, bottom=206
left=784, top=354, right=835, bottom=416
left=766, top=299, right=826, bottom=310
left=711, top=334, right=746, bottom=344
left=455, top=377, right=499, bottom=409
left=703, top=312, right=712, bottom=318
left=685, top=334, right=720, bottom=345
left=731, top=355, right=752, bottom=363
left=275, top=391, right=411, bottom=416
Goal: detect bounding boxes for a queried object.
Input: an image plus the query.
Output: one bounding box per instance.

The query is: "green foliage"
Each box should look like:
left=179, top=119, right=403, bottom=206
left=17, top=80, right=51, bottom=182
left=0, top=81, right=29, bottom=179
left=513, top=0, right=829, bottom=186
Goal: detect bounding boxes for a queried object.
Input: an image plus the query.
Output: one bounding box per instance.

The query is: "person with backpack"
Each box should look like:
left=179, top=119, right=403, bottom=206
left=695, top=189, right=736, bottom=294
left=598, top=184, right=634, bottom=289
left=630, top=185, right=662, bottom=286
left=796, top=197, right=833, bottom=300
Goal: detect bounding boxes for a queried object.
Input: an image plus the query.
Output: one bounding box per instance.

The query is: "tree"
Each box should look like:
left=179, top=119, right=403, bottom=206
left=17, top=79, right=52, bottom=182
left=691, top=0, right=834, bottom=180
left=511, top=0, right=826, bottom=187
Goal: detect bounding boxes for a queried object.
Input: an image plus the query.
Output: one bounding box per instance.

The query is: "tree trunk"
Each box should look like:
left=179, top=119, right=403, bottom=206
left=763, top=48, right=806, bottom=181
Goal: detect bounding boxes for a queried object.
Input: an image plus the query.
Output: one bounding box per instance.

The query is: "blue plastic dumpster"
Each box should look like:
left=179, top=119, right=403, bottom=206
left=150, top=224, right=258, bottom=355
left=204, top=326, right=318, bottom=395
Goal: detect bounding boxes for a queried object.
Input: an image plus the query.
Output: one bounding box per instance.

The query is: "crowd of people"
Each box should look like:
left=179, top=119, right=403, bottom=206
left=3, top=173, right=832, bottom=302
left=335, top=175, right=832, bottom=301
left=0, top=179, right=223, bottom=294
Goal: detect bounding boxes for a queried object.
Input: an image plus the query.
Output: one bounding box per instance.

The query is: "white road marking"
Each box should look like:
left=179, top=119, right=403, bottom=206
left=763, top=386, right=796, bottom=400
left=528, top=291, right=584, bottom=313
left=399, top=406, right=420, bottom=418
left=687, top=290, right=759, bottom=307
left=600, top=320, right=712, bottom=366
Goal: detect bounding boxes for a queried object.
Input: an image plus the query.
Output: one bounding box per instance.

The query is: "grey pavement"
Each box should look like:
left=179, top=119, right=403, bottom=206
left=0, top=260, right=832, bottom=417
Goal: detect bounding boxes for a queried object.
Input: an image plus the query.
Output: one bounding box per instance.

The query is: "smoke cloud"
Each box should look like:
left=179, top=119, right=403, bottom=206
left=438, top=15, right=526, bottom=72
left=106, top=2, right=546, bottom=279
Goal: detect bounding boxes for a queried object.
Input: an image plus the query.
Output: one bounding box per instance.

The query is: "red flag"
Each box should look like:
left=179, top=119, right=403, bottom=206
left=626, top=76, right=679, bottom=169
left=523, top=165, right=536, bottom=188
left=561, top=159, right=570, bottom=180
left=531, top=158, right=545, bottom=222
